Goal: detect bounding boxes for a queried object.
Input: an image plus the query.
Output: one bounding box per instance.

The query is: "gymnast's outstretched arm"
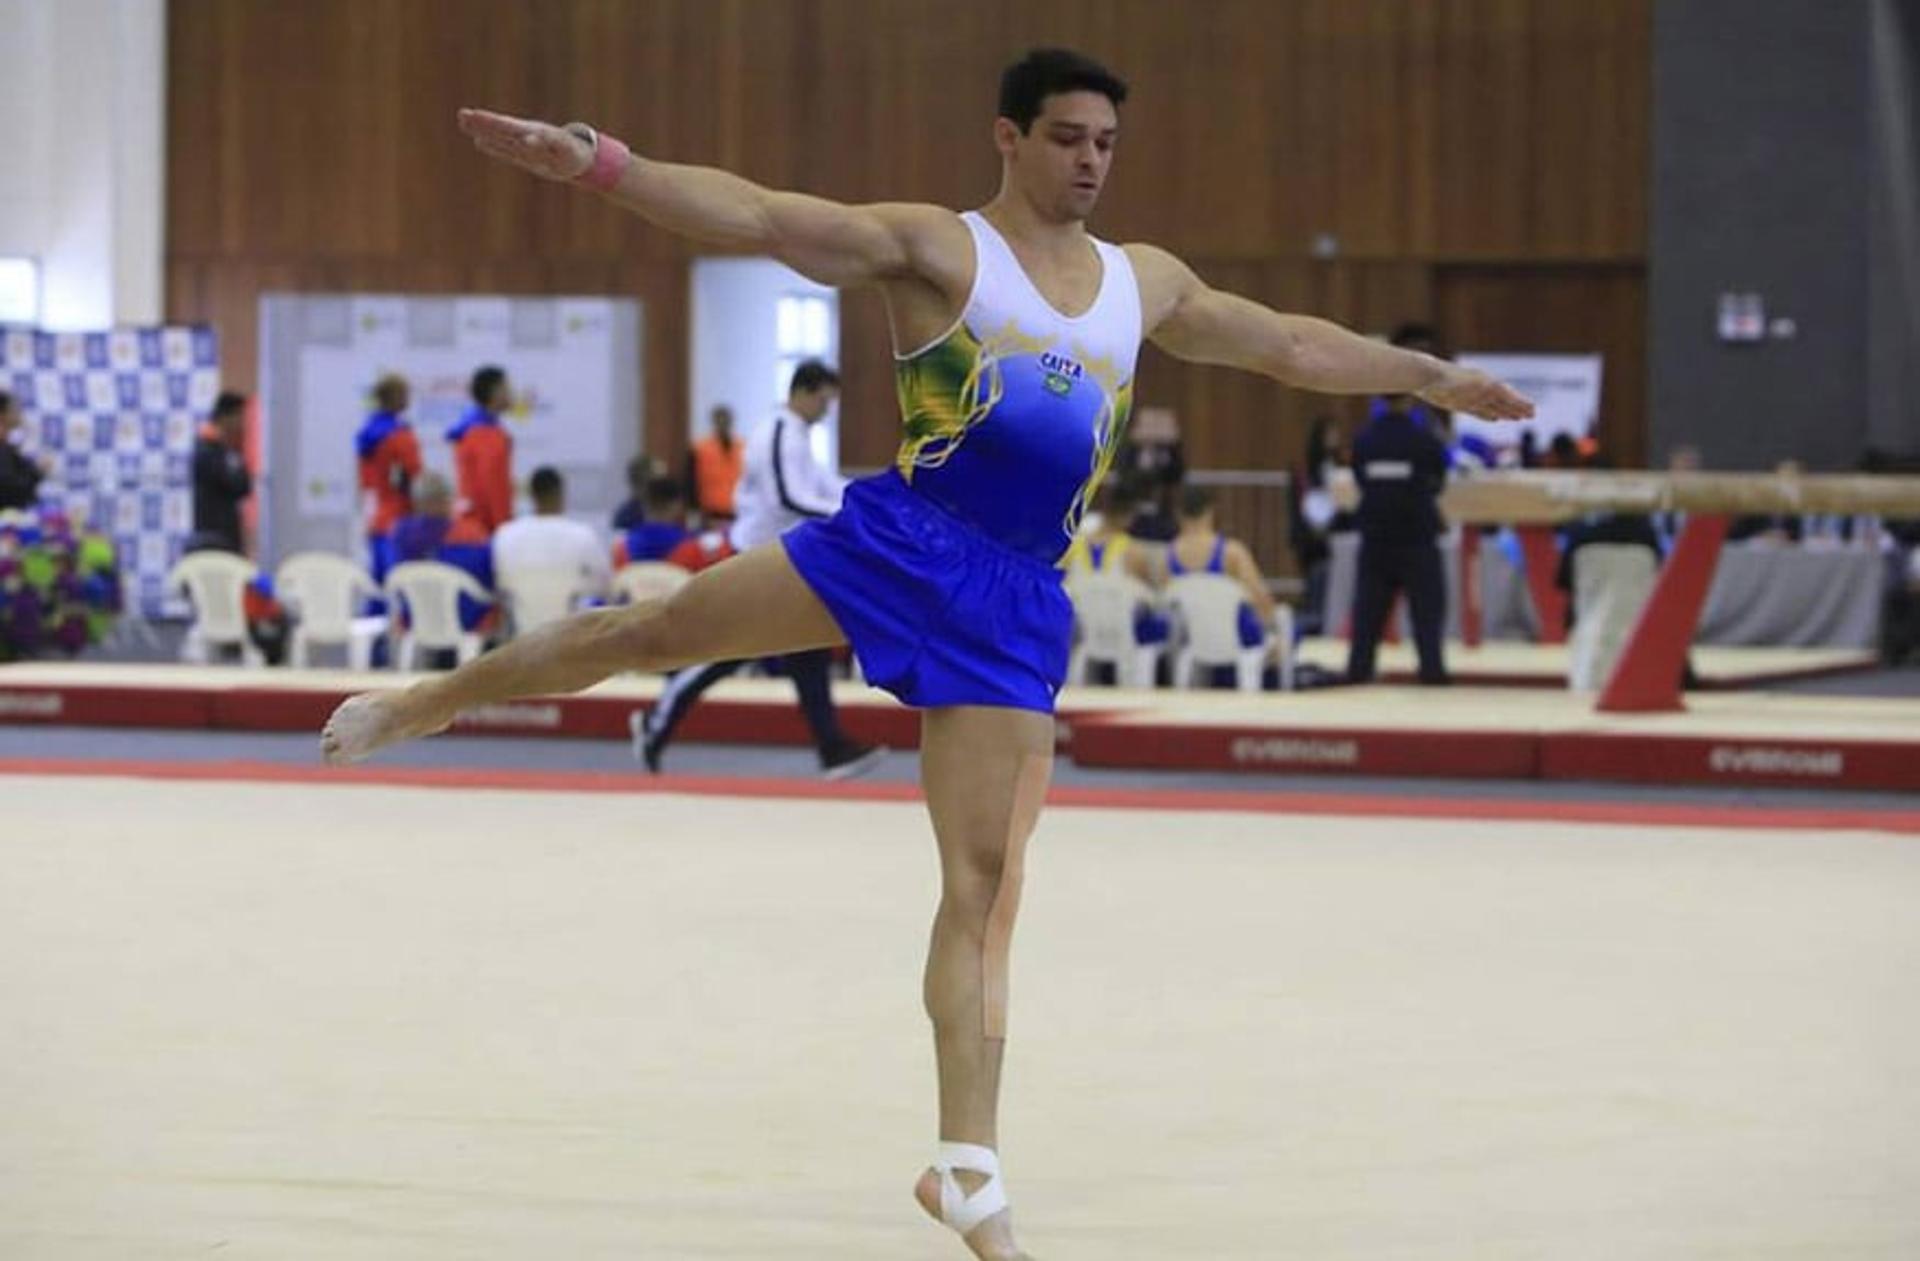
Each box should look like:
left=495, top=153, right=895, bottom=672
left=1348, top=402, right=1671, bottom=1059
left=1126, top=242, right=1536, bottom=422
left=457, top=108, right=964, bottom=292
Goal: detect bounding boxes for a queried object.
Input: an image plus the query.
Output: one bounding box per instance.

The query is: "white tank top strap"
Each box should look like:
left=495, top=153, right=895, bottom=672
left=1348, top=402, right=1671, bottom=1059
left=1090, top=237, right=1142, bottom=338
left=959, top=209, right=1010, bottom=270
left=960, top=211, right=1035, bottom=317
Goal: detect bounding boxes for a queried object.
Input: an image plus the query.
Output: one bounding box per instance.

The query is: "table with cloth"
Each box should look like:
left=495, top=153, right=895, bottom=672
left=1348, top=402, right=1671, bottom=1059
left=1323, top=532, right=1884, bottom=650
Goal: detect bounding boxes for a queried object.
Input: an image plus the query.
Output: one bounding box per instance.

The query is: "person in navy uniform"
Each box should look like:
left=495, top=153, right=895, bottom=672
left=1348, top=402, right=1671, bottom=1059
left=1347, top=389, right=1452, bottom=686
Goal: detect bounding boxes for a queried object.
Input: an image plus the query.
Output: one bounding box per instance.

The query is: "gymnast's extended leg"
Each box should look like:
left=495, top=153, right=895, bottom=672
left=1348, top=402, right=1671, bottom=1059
left=322, top=542, right=843, bottom=762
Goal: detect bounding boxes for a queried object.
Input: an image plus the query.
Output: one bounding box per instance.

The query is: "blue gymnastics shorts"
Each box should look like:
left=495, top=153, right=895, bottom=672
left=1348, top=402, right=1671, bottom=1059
left=781, top=470, right=1071, bottom=714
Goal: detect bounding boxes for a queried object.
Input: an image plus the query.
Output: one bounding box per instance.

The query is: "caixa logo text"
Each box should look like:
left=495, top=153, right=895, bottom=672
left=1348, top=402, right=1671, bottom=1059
left=1230, top=737, right=1360, bottom=766
left=1708, top=746, right=1843, bottom=777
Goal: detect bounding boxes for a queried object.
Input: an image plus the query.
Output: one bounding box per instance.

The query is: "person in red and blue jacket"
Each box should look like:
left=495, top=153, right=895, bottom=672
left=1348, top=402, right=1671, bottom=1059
left=355, top=374, right=421, bottom=585
left=447, top=365, right=514, bottom=536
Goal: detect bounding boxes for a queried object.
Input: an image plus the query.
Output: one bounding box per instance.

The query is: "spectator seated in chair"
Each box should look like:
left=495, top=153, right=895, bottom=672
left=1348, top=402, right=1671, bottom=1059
left=1168, top=484, right=1274, bottom=652
left=610, top=454, right=653, bottom=532
left=1552, top=457, right=1665, bottom=631
left=1064, top=477, right=1170, bottom=648
left=389, top=470, right=497, bottom=639
left=613, top=476, right=693, bottom=567
left=492, top=466, right=611, bottom=606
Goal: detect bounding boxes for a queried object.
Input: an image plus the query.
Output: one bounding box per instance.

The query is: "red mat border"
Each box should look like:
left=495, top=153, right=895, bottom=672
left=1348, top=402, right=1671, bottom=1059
left=1324, top=655, right=1875, bottom=691
left=0, top=684, right=212, bottom=728
left=1066, top=717, right=1920, bottom=793
left=0, top=681, right=1126, bottom=753
left=1543, top=733, right=1920, bottom=792
left=1, top=757, right=1914, bottom=835
left=1068, top=718, right=1540, bottom=778
left=6, top=679, right=1915, bottom=794
left=0, top=682, right=932, bottom=747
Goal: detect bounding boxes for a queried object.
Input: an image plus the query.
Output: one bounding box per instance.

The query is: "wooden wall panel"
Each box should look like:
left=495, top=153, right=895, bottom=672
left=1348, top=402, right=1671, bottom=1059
left=1432, top=0, right=1535, bottom=258
left=1433, top=263, right=1648, bottom=469
left=1527, top=0, right=1654, bottom=259
left=1133, top=260, right=1436, bottom=471
left=167, top=0, right=1651, bottom=476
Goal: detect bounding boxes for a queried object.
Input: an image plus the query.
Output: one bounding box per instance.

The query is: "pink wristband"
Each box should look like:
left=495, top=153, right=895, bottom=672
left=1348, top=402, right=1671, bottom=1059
left=574, top=126, right=632, bottom=192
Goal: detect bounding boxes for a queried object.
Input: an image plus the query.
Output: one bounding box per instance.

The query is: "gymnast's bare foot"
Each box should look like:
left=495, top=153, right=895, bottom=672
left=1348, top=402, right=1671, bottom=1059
left=321, top=689, right=452, bottom=764
left=914, top=1166, right=1033, bottom=1260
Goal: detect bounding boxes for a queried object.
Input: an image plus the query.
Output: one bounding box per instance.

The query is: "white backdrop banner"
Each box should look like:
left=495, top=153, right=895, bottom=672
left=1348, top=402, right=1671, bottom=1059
left=1453, top=353, right=1603, bottom=453
left=259, top=293, right=643, bottom=563
left=292, top=296, right=628, bottom=517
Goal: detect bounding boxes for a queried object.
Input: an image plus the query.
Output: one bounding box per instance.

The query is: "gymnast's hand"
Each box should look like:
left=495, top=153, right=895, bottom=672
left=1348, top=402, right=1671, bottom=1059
left=1418, top=363, right=1536, bottom=422
left=457, top=108, right=594, bottom=181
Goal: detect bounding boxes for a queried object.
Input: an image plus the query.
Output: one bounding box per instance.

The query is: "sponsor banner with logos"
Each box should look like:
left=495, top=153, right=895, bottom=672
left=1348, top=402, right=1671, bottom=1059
left=3, top=325, right=219, bottom=617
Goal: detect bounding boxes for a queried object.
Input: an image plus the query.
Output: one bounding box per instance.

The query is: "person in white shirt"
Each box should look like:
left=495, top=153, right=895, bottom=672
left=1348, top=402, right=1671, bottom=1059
left=729, top=373, right=847, bottom=550
left=490, top=466, right=611, bottom=633
left=636, top=361, right=884, bottom=779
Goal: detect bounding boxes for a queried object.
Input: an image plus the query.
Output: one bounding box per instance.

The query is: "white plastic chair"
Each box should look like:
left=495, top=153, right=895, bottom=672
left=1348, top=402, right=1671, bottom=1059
left=168, top=551, right=263, bottom=667
left=1273, top=602, right=1297, bottom=692
left=1166, top=572, right=1270, bottom=692
left=496, top=564, right=595, bottom=636
left=1568, top=544, right=1659, bottom=692
left=275, top=551, right=387, bottom=670
left=1065, top=570, right=1165, bottom=688
left=385, top=561, right=492, bottom=670
left=612, top=561, right=692, bottom=604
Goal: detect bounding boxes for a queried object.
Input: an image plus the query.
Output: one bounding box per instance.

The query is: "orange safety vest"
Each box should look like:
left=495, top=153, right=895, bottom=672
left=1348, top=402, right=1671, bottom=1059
left=690, top=434, right=744, bottom=518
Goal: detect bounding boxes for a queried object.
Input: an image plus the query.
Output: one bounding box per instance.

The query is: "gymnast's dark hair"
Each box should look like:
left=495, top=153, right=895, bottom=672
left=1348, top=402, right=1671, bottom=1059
left=998, top=48, right=1128, bottom=132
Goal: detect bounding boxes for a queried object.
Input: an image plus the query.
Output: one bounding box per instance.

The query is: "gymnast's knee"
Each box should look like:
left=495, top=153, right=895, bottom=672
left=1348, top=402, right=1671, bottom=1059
left=942, top=852, right=1012, bottom=918
left=605, top=595, right=679, bottom=669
